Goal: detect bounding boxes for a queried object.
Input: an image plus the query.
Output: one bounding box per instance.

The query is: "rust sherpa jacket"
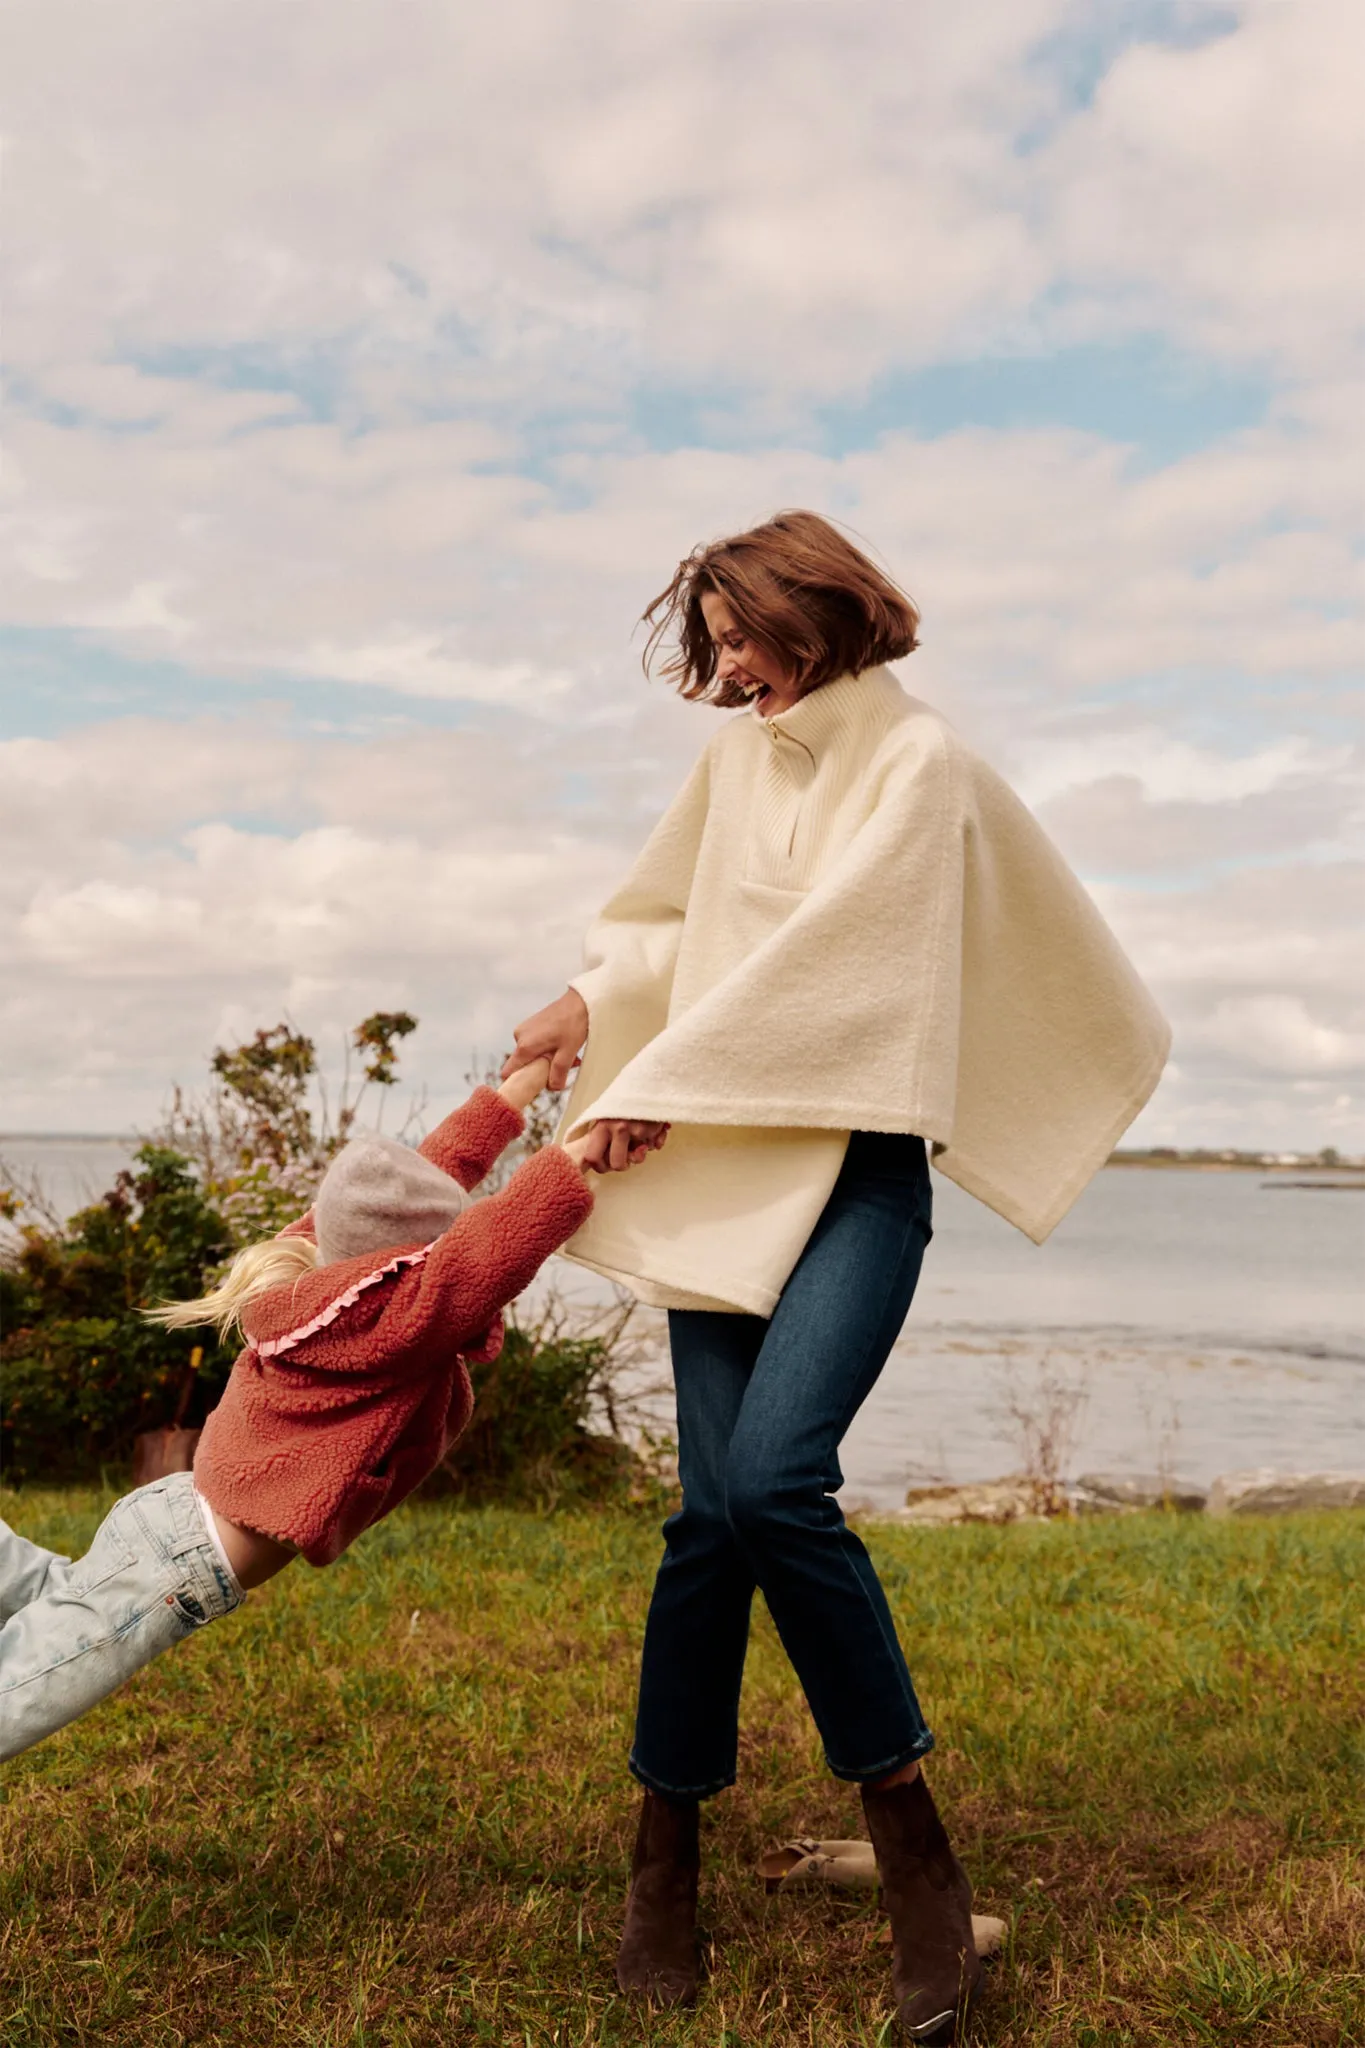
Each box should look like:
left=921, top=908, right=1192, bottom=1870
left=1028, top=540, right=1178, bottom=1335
left=194, top=1088, right=595, bottom=1565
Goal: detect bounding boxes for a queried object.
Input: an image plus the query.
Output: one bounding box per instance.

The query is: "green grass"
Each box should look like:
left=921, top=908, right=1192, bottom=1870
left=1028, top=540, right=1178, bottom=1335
left=2, top=1490, right=1362, bottom=2046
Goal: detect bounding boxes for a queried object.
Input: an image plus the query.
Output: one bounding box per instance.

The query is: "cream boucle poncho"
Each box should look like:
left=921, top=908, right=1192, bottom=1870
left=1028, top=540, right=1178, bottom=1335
left=560, top=666, right=1169, bottom=1316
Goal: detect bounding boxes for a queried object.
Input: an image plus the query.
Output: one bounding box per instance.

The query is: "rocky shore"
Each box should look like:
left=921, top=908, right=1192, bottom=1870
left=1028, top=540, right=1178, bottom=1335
left=882, top=1468, right=1365, bottom=1526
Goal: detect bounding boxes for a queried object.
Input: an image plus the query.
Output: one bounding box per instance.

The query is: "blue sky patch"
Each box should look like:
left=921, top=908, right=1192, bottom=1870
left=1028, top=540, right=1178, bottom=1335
left=0, top=627, right=509, bottom=740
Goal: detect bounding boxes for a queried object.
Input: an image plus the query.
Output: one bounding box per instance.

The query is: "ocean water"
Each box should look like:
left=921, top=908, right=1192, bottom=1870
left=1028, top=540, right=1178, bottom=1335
left=0, top=1138, right=144, bottom=1228
left=3, top=1138, right=1361, bottom=1508
left=842, top=1165, right=1363, bottom=1508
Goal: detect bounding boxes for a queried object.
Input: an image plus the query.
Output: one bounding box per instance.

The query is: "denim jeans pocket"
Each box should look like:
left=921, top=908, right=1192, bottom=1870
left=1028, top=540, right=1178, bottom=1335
left=63, top=1503, right=140, bottom=1599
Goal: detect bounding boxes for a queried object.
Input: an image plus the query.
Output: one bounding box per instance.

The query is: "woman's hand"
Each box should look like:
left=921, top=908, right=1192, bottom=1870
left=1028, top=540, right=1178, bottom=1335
left=502, top=989, right=589, bottom=1092
left=572, top=1118, right=671, bottom=1174
left=496, top=1056, right=552, bottom=1115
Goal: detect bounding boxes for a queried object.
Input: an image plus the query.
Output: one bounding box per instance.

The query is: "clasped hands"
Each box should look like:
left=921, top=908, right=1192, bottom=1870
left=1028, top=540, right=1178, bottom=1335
left=499, top=987, right=670, bottom=1175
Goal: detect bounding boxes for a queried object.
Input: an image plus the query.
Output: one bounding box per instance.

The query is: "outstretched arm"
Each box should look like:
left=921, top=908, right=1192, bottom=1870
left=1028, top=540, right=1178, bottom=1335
left=389, top=1143, right=596, bottom=1354
left=417, top=1081, right=531, bottom=1190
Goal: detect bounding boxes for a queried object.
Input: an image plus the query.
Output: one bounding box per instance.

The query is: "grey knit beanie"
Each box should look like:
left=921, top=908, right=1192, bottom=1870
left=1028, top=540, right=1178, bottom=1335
left=313, top=1135, right=471, bottom=1266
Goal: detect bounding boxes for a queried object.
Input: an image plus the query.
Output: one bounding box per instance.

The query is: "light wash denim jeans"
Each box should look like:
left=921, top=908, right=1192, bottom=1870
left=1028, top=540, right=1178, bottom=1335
left=1, top=1470, right=243, bottom=1761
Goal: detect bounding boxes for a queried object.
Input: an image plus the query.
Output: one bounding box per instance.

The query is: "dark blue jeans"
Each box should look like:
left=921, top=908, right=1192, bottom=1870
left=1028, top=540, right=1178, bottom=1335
left=630, top=1131, right=935, bottom=1799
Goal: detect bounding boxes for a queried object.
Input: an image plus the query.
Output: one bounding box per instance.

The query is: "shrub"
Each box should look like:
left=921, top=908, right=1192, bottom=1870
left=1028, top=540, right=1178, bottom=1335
left=440, top=1322, right=637, bottom=1506
left=1, top=1146, right=237, bottom=1482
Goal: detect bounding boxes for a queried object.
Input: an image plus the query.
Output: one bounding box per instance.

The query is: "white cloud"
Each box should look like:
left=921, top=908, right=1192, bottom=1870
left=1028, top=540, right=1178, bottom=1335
left=0, top=0, right=1361, bottom=1149
left=293, top=641, right=575, bottom=708
left=1193, top=996, right=1365, bottom=1077
left=4, top=1, right=1357, bottom=407
left=2, top=711, right=1361, bottom=1148
left=1018, top=733, right=1357, bottom=810
left=1042, top=0, right=1365, bottom=377
left=2, top=395, right=1359, bottom=723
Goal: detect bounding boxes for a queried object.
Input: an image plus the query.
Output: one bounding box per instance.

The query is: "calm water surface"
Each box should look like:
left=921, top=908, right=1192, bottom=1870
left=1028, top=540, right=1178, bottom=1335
left=843, top=1165, right=1363, bottom=1507
left=4, top=1139, right=1360, bottom=1508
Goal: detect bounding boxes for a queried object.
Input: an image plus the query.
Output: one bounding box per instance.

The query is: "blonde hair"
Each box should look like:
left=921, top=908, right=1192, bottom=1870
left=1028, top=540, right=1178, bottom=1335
left=147, top=1235, right=322, bottom=1342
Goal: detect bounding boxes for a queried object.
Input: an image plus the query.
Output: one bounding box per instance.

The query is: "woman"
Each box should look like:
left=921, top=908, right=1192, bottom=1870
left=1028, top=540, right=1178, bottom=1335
left=505, top=511, right=1168, bottom=2042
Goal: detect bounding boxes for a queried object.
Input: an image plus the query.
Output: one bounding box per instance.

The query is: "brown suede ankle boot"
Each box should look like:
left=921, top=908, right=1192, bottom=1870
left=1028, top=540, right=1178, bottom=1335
left=860, top=1773, right=982, bottom=2043
left=614, top=1789, right=701, bottom=2006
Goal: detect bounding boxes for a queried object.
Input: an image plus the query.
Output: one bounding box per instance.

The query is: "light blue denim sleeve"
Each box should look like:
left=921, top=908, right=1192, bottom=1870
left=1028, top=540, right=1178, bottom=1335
left=0, top=1471, right=243, bottom=1762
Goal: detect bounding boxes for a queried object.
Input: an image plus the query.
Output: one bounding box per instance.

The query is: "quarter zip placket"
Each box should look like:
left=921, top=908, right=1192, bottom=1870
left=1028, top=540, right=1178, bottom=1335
left=765, top=718, right=818, bottom=857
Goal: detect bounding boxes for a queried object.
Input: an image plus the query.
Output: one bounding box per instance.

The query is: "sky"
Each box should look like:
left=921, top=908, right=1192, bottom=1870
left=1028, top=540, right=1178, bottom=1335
left=1, top=0, right=1361, bottom=1150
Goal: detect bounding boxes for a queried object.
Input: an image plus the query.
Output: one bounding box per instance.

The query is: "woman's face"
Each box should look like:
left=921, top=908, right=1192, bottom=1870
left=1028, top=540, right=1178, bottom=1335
left=700, top=590, right=802, bottom=718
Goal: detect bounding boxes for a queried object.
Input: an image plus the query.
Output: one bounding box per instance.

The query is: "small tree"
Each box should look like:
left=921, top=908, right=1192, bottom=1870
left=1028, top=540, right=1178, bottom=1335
left=156, top=1010, right=421, bottom=1246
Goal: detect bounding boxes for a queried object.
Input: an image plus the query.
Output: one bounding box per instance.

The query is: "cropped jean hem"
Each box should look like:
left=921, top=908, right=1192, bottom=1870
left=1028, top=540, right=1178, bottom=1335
left=628, top=1751, right=735, bottom=1803
left=825, top=1728, right=936, bottom=1785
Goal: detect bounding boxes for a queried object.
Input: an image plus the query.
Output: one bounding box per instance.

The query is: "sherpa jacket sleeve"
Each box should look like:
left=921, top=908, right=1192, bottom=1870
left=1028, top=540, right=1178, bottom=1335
left=239, top=1144, right=594, bottom=1367
left=417, top=1085, right=526, bottom=1190
left=376, top=1145, right=595, bottom=1363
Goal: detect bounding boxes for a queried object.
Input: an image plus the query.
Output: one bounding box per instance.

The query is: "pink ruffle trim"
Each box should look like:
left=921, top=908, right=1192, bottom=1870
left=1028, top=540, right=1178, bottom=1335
left=254, top=1242, right=436, bottom=1357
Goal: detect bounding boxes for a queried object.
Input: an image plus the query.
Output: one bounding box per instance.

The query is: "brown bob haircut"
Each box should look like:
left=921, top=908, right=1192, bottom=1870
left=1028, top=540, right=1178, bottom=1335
left=641, top=509, right=920, bottom=708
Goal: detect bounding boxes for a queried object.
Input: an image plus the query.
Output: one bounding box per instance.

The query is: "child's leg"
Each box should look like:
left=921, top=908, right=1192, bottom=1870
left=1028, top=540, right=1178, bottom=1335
left=0, top=1471, right=245, bottom=1762
left=0, top=1522, right=73, bottom=1625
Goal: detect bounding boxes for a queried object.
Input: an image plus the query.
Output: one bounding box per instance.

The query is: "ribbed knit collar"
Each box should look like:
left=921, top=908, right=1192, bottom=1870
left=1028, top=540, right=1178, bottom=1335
left=758, top=664, right=901, bottom=764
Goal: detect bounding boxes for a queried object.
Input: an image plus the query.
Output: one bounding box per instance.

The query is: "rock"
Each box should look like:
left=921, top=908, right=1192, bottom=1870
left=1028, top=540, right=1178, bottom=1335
left=1207, top=1470, right=1365, bottom=1516
left=899, top=1477, right=1064, bottom=1525
left=1074, top=1472, right=1207, bottom=1513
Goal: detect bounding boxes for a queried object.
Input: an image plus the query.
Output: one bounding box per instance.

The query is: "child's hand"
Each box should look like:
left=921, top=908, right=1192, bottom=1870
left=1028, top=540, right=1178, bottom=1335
left=497, top=1056, right=552, bottom=1115
left=564, top=1120, right=669, bottom=1174
left=562, top=1132, right=598, bottom=1173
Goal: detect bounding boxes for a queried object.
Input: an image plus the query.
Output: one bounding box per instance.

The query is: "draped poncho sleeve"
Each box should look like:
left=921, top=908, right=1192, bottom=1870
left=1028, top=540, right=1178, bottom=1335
left=559, top=667, right=1169, bottom=1317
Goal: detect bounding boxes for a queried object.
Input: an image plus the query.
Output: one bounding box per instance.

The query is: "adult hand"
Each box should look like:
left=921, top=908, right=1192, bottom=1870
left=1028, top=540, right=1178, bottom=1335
left=575, top=1118, right=671, bottom=1174
left=502, top=988, right=589, bottom=1092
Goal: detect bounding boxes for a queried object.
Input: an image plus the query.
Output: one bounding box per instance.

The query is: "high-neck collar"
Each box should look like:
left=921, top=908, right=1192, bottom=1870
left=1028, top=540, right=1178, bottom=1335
left=757, top=665, right=903, bottom=763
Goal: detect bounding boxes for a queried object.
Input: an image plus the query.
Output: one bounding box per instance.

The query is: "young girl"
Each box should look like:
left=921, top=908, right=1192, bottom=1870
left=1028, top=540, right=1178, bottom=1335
left=0, top=1060, right=642, bottom=1762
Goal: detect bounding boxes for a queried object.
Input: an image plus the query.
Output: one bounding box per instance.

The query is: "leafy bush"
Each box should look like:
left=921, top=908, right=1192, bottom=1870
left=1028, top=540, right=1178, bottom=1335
left=1, top=1147, right=236, bottom=1482
left=442, top=1323, right=637, bottom=1506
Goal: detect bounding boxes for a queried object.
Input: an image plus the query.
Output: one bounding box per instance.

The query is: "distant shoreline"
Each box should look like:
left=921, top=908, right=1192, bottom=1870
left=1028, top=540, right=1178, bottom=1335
left=0, top=1134, right=140, bottom=1145
left=1109, top=1150, right=1364, bottom=1176
left=3, top=1135, right=1362, bottom=1179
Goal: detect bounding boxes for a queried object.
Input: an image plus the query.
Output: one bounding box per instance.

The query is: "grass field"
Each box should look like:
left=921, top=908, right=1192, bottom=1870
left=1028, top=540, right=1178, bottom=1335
left=2, top=1489, right=1361, bottom=2046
